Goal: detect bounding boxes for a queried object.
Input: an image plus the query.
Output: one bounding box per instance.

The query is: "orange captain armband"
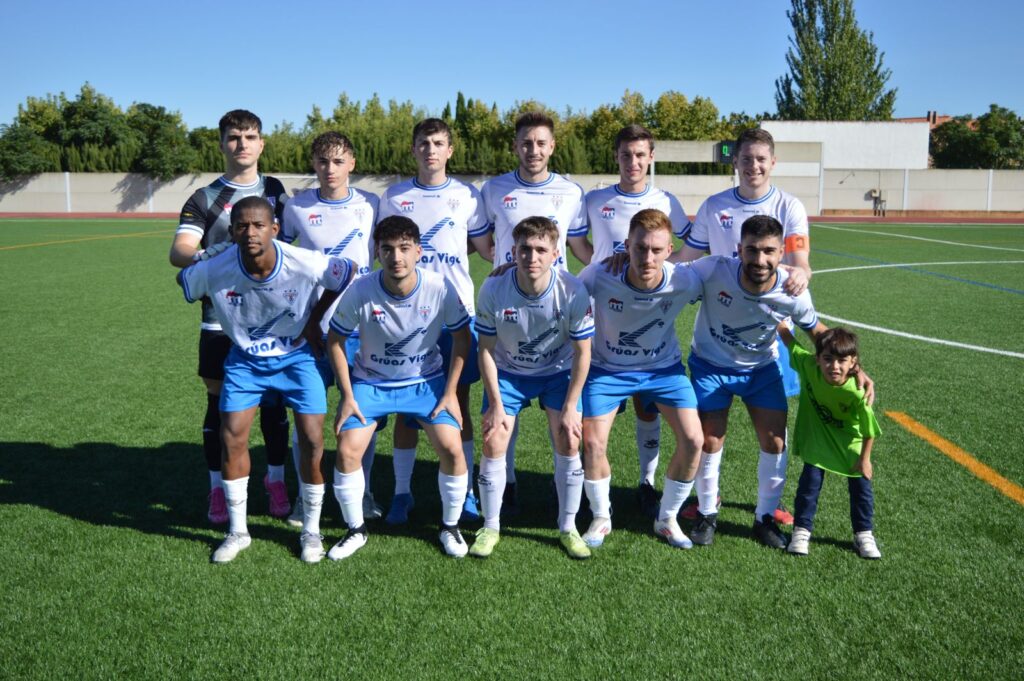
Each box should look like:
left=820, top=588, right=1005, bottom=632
left=784, top=233, right=809, bottom=253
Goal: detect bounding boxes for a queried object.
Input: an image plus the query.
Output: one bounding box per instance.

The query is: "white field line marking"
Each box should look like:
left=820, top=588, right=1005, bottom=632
left=817, top=314, right=1024, bottom=359
left=814, top=260, right=1024, bottom=274
left=815, top=224, right=1024, bottom=253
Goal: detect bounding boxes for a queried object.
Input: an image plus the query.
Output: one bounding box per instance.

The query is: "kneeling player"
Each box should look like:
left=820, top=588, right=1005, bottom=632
left=177, top=196, right=356, bottom=563
left=326, top=215, right=472, bottom=559
left=578, top=209, right=705, bottom=549
left=471, top=217, right=594, bottom=559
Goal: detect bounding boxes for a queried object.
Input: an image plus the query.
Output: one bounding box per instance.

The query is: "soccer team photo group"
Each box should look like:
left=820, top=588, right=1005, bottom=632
left=173, top=109, right=883, bottom=565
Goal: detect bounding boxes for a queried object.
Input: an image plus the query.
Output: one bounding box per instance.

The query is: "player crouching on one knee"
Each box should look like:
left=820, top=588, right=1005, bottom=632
left=326, top=215, right=473, bottom=559
left=177, top=196, right=357, bottom=564
left=778, top=325, right=882, bottom=559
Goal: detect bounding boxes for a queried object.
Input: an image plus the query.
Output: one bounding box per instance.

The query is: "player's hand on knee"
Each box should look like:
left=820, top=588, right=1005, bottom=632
left=603, top=252, right=629, bottom=274
left=559, top=407, right=583, bottom=443
left=482, top=406, right=508, bottom=441
left=192, top=241, right=232, bottom=262
left=431, top=394, right=462, bottom=428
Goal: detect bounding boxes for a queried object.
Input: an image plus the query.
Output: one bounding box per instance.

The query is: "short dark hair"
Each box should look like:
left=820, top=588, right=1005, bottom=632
left=615, top=124, right=654, bottom=152
left=515, top=111, right=555, bottom=137
left=512, top=216, right=559, bottom=245
left=412, top=118, right=452, bottom=145
left=311, top=131, right=354, bottom=158
left=815, top=327, right=860, bottom=359
left=219, top=110, right=263, bottom=139
left=736, top=128, right=775, bottom=156
left=628, top=208, right=673, bottom=236
left=373, top=215, right=421, bottom=244
left=230, top=196, right=274, bottom=225
left=740, top=215, right=783, bottom=242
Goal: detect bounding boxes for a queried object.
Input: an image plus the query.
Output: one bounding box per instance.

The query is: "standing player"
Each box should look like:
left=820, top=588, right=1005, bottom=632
left=480, top=111, right=588, bottom=512
left=280, top=131, right=381, bottom=522
left=577, top=209, right=704, bottom=550
left=578, top=124, right=691, bottom=518
left=326, top=215, right=472, bottom=559
left=672, top=127, right=812, bottom=528
left=471, top=217, right=594, bottom=559
left=376, top=118, right=491, bottom=524
left=177, top=197, right=356, bottom=563
left=168, top=110, right=293, bottom=525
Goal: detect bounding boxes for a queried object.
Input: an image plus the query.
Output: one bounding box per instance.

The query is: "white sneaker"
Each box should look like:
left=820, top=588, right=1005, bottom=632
left=854, top=531, right=881, bottom=559
left=212, top=532, right=251, bottom=563
left=439, top=525, right=468, bottom=558
left=299, top=532, right=325, bottom=563
left=788, top=526, right=811, bottom=555
left=654, top=516, right=693, bottom=549
left=582, top=516, right=612, bottom=548
left=363, top=491, right=383, bottom=521
left=287, top=497, right=304, bottom=528
left=328, top=526, right=368, bottom=561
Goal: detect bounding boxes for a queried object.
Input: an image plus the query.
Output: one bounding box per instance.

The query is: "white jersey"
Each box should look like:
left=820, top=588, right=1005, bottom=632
left=689, top=256, right=818, bottom=370
left=180, top=241, right=352, bottom=358
left=481, top=170, right=586, bottom=270
left=685, top=186, right=808, bottom=258
left=281, top=187, right=379, bottom=334
left=329, top=268, right=470, bottom=387
left=578, top=262, right=701, bottom=373
left=585, top=184, right=691, bottom=263
left=378, top=177, right=487, bottom=317
left=475, top=268, right=595, bottom=376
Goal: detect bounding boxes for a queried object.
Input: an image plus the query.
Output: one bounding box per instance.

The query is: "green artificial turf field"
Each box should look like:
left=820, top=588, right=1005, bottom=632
left=1, top=218, right=1022, bottom=679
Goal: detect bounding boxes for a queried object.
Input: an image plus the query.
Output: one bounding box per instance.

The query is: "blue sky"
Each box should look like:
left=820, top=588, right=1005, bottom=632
left=2, top=0, right=1021, bottom=131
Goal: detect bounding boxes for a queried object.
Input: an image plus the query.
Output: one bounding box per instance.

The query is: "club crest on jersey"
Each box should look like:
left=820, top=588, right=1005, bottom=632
left=660, top=301, right=672, bottom=314
left=609, top=297, right=623, bottom=312
left=282, top=289, right=299, bottom=304
left=718, top=212, right=734, bottom=229
left=354, top=208, right=365, bottom=220
left=226, top=291, right=243, bottom=307
left=371, top=307, right=386, bottom=323
left=553, top=307, right=564, bottom=321
left=718, top=291, right=733, bottom=307
left=400, top=200, right=415, bottom=213
left=447, top=197, right=460, bottom=211
left=308, top=213, right=323, bottom=226
left=601, top=205, right=615, bottom=220
left=418, top=305, right=432, bottom=320
left=551, top=194, right=564, bottom=209
left=503, top=195, right=517, bottom=210
left=502, top=308, right=519, bottom=323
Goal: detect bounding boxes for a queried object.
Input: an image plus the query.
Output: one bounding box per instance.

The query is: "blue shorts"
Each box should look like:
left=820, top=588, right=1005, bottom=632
left=687, top=353, right=787, bottom=413
left=440, top=318, right=480, bottom=385
left=583, top=363, right=696, bottom=418
left=316, top=334, right=361, bottom=387
left=342, top=374, right=461, bottom=431
left=776, top=339, right=801, bottom=397
left=221, top=345, right=327, bottom=415
left=482, top=369, right=579, bottom=416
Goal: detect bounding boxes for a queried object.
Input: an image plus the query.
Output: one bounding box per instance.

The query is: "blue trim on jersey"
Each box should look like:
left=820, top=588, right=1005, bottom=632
left=316, top=187, right=353, bottom=204
left=731, top=185, right=776, bottom=205
left=511, top=269, right=556, bottom=300
left=514, top=169, right=555, bottom=188
left=377, top=268, right=423, bottom=301
left=468, top=223, right=491, bottom=238
left=570, top=328, right=595, bottom=341
left=614, top=183, right=651, bottom=198
left=733, top=260, right=782, bottom=297
left=684, top=234, right=709, bottom=250
left=796, top=313, right=819, bottom=331
left=620, top=263, right=669, bottom=294
left=412, top=177, right=453, bottom=191
left=447, top=314, right=471, bottom=332
left=567, top=225, right=589, bottom=237
left=475, top=323, right=497, bottom=336
left=329, top=318, right=355, bottom=336
left=236, top=241, right=283, bottom=284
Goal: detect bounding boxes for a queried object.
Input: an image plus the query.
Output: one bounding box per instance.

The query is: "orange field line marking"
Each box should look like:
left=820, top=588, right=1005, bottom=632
left=887, top=411, right=1024, bottom=506
left=0, top=229, right=171, bottom=252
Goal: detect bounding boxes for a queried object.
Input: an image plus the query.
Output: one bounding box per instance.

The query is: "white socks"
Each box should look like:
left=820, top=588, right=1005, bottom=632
left=438, top=472, right=468, bottom=527
left=392, top=447, right=416, bottom=495
left=333, top=468, right=365, bottom=530
left=635, top=416, right=661, bottom=485
left=478, top=455, right=506, bottom=530
left=554, top=453, right=584, bottom=533
left=299, top=482, right=324, bottom=535
left=223, top=476, right=249, bottom=535
left=583, top=476, right=612, bottom=519
left=754, top=449, right=788, bottom=520
left=696, top=448, right=723, bottom=515
left=659, top=476, right=695, bottom=520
